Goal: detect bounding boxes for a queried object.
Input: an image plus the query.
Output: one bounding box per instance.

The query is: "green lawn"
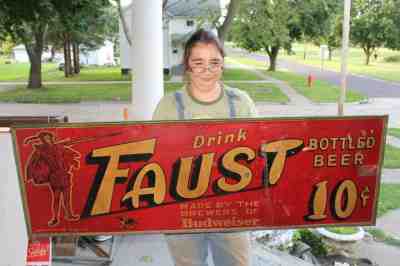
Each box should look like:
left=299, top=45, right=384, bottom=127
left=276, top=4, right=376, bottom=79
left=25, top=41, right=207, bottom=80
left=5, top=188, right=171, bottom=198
left=320, top=183, right=400, bottom=247
left=0, top=84, right=131, bottom=103
left=384, top=144, right=400, bottom=169
left=228, top=56, right=366, bottom=103
left=227, top=82, right=289, bottom=103
left=0, top=62, right=132, bottom=81
left=0, top=82, right=287, bottom=103
left=281, top=43, right=400, bottom=82
left=43, top=65, right=132, bottom=81
left=388, top=128, right=400, bottom=139
left=0, top=61, right=262, bottom=82
left=223, top=68, right=263, bottom=81
left=377, top=184, right=400, bottom=217
left=265, top=71, right=365, bottom=103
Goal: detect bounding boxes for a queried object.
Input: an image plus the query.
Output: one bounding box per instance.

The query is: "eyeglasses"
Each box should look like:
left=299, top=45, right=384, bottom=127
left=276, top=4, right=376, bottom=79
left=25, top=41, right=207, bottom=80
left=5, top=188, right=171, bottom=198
left=189, top=61, right=223, bottom=74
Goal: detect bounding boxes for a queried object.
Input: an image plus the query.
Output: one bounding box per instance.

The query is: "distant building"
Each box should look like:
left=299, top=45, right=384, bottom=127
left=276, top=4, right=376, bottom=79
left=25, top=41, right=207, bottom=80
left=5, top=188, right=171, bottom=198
left=80, top=40, right=115, bottom=66
left=120, top=0, right=221, bottom=75
left=12, top=41, right=114, bottom=66
left=12, top=45, right=29, bottom=63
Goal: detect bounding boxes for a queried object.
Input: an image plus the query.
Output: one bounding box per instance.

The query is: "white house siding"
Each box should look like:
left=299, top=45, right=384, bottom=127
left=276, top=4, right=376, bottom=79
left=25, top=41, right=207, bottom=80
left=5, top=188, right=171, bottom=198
left=120, top=0, right=221, bottom=72
left=12, top=45, right=29, bottom=63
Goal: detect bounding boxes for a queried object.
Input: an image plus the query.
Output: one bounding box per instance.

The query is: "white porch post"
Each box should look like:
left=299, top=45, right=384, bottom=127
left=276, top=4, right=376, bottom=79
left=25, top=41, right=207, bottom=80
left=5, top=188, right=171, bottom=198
left=0, top=131, right=28, bottom=266
left=131, top=0, right=164, bottom=120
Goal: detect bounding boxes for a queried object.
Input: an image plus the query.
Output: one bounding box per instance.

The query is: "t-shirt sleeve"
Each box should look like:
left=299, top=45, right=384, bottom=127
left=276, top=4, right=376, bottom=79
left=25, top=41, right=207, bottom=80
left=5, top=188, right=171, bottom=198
left=152, top=94, right=178, bottom=121
left=242, top=91, right=258, bottom=118
left=232, top=89, right=258, bottom=118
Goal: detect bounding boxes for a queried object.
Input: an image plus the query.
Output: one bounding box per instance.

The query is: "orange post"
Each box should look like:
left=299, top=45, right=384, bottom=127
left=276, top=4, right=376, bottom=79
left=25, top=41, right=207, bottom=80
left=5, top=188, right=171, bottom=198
left=123, top=108, right=129, bottom=121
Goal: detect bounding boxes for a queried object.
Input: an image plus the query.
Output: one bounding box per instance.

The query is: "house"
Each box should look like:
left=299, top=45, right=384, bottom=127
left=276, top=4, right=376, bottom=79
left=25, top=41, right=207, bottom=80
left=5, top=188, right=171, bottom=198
left=12, top=45, right=54, bottom=63
left=12, top=45, right=30, bottom=63
left=120, top=0, right=221, bottom=75
left=12, top=41, right=114, bottom=66
left=80, top=40, right=115, bottom=66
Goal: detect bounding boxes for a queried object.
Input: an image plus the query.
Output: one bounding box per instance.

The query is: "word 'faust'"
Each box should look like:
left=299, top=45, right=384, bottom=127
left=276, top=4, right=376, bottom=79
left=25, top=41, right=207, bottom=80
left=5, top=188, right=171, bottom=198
left=83, top=138, right=303, bottom=217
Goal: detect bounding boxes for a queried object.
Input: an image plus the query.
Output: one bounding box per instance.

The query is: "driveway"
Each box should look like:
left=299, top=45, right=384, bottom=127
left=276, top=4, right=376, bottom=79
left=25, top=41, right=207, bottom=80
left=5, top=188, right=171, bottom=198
left=228, top=47, right=400, bottom=98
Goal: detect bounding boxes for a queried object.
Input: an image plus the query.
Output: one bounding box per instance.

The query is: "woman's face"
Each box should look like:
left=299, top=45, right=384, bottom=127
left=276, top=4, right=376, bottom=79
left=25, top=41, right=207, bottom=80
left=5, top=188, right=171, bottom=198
left=187, top=43, right=224, bottom=92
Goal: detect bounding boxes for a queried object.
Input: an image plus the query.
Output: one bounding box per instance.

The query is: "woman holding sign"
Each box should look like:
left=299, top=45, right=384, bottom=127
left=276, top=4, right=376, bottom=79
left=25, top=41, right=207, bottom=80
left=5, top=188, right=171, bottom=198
left=153, top=29, right=257, bottom=266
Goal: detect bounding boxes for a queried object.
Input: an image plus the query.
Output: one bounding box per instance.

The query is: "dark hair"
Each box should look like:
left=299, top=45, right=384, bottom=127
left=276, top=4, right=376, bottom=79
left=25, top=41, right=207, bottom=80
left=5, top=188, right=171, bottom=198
left=183, top=29, right=225, bottom=73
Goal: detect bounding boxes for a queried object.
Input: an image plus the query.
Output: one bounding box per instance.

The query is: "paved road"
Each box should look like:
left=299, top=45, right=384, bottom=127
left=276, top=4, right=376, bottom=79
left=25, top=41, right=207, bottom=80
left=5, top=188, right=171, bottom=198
left=228, top=47, right=400, bottom=98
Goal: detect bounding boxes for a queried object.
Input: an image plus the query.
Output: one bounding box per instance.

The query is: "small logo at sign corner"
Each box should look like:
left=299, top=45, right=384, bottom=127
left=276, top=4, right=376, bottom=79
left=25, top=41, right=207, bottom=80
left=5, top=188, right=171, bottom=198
left=118, top=216, right=137, bottom=229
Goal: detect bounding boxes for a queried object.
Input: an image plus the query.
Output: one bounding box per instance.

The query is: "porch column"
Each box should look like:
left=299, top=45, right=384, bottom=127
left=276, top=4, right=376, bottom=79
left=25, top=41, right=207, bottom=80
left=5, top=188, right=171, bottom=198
left=131, top=0, right=164, bottom=120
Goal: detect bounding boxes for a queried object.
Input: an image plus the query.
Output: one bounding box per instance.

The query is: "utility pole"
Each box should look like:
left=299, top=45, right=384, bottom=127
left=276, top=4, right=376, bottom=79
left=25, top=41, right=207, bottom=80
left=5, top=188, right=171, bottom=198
left=338, top=0, right=352, bottom=116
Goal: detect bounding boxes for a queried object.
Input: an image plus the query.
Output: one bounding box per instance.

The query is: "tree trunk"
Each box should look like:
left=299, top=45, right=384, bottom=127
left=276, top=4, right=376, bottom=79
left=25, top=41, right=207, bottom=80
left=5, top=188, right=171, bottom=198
left=366, top=53, right=371, bottom=65
left=26, top=48, right=43, bottom=89
left=50, top=46, right=56, bottom=62
left=63, top=33, right=73, bottom=77
left=328, top=47, right=333, bottom=61
left=24, top=24, right=46, bottom=89
left=73, top=42, right=80, bottom=74
left=267, top=46, right=280, bottom=71
left=217, top=0, right=240, bottom=45
left=364, top=49, right=371, bottom=66
left=363, top=46, right=374, bottom=66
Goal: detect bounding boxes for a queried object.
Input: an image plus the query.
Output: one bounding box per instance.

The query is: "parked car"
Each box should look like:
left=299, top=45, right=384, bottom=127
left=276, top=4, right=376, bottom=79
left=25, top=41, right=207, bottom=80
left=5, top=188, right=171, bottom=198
left=57, top=62, right=65, bottom=71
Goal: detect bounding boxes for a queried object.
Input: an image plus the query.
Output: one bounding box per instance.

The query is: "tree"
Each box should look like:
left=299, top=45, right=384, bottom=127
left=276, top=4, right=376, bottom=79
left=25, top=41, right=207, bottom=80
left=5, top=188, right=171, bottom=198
left=0, top=35, right=16, bottom=57
left=385, top=0, right=400, bottom=50
left=231, top=0, right=294, bottom=71
left=49, top=0, right=117, bottom=77
left=325, top=16, right=342, bottom=61
left=316, top=1, right=343, bottom=61
left=0, top=0, right=54, bottom=88
left=350, top=0, right=391, bottom=65
left=217, top=0, right=240, bottom=44
left=293, top=0, right=342, bottom=60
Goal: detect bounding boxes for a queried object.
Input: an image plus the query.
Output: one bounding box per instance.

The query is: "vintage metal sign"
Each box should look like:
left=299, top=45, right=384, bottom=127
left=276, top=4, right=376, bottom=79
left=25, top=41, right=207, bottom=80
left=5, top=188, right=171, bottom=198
left=12, top=116, right=387, bottom=237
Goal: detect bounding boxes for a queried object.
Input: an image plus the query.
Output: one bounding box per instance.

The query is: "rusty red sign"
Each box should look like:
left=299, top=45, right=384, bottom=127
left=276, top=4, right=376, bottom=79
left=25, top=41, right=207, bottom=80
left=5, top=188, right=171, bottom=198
left=12, top=116, right=387, bottom=237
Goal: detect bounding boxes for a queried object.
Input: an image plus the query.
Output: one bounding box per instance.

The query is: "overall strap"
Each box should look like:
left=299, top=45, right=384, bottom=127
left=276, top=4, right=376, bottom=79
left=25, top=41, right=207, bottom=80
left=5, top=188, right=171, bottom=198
left=174, top=91, right=185, bottom=120
left=225, top=90, right=237, bottom=118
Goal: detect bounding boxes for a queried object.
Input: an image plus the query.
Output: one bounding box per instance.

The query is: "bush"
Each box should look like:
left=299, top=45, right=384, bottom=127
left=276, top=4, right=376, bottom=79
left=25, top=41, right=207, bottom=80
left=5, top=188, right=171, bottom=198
left=384, top=55, right=400, bottom=63
left=294, top=229, right=328, bottom=258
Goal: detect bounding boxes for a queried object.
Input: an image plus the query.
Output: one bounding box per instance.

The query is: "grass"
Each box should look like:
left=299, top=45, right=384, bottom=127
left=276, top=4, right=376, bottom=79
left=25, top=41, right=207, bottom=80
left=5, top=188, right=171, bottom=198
left=227, top=82, right=288, bottom=103
left=0, top=84, right=131, bottom=103
left=377, top=184, right=400, bottom=217
left=322, top=183, right=400, bottom=247
left=281, top=43, right=400, bottom=82
left=388, top=128, right=400, bottom=139
left=0, top=61, right=263, bottom=82
left=228, top=56, right=366, bottom=103
left=366, top=228, right=400, bottom=247
left=0, top=62, right=132, bottom=81
left=0, top=82, right=288, bottom=103
left=383, top=144, right=400, bottom=169
left=265, top=71, right=365, bottom=103
left=222, top=68, right=263, bottom=81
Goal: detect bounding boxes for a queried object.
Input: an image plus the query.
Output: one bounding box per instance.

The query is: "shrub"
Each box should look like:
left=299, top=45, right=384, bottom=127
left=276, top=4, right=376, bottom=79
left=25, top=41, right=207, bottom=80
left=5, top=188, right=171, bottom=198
left=384, top=55, right=400, bottom=63
left=295, top=229, right=328, bottom=257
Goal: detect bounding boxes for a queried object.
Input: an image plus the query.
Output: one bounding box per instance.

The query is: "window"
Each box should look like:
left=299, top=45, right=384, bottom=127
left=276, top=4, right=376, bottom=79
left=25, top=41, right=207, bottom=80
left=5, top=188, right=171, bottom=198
left=186, top=20, right=194, bottom=27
